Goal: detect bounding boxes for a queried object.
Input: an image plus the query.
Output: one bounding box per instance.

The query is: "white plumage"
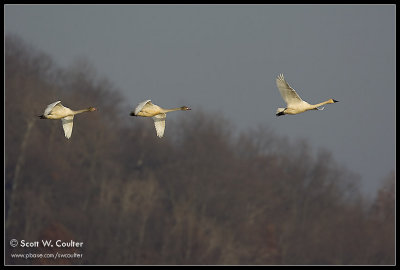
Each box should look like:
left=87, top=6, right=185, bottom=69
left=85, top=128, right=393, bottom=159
left=275, top=74, right=338, bottom=116
left=39, top=101, right=96, bottom=139
left=61, top=116, right=74, bottom=139
left=43, top=101, right=62, bottom=116
left=152, top=113, right=166, bottom=138
left=134, top=99, right=152, bottom=116
left=130, top=99, right=191, bottom=138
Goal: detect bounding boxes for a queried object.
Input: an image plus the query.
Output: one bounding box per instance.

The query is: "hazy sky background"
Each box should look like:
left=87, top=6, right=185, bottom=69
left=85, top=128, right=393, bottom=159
left=5, top=4, right=395, bottom=197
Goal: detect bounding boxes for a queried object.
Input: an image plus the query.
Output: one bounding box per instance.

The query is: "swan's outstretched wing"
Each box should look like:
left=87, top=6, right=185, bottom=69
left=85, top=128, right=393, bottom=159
left=276, top=74, right=304, bottom=106
left=152, top=113, right=166, bottom=138
left=134, top=99, right=152, bottom=115
left=61, top=115, right=74, bottom=139
left=44, top=101, right=62, bottom=116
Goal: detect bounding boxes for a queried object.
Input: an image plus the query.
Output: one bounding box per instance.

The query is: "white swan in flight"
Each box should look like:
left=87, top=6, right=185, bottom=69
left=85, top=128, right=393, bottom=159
left=130, top=100, right=191, bottom=138
left=276, top=74, right=338, bottom=116
left=39, top=101, right=96, bottom=139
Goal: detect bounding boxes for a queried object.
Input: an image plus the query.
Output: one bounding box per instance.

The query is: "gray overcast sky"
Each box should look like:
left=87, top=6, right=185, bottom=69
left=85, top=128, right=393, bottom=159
left=5, top=4, right=395, bottom=197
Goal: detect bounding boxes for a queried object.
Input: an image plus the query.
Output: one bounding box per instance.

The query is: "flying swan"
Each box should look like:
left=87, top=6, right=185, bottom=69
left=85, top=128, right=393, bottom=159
left=130, top=100, right=191, bottom=138
left=38, top=101, right=96, bottom=139
left=275, top=74, right=338, bottom=116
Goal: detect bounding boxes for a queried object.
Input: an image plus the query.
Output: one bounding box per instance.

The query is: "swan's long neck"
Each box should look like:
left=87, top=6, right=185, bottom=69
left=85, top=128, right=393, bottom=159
left=311, top=99, right=333, bottom=110
left=71, top=108, right=92, bottom=115
left=161, top=107, right=185, bottom=113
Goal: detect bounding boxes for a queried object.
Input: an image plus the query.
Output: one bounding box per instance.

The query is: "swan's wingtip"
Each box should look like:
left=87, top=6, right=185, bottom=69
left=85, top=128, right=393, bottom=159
left=277, top=73, right=285, bottom=81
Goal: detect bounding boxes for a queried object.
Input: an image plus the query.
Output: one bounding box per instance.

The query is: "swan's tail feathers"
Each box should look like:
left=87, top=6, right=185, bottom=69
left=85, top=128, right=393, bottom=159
left=276, top=108, right=286, bottom=116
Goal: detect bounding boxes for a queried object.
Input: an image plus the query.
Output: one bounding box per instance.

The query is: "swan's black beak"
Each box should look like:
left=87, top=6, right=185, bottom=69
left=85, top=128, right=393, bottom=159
left=333, top=99, right=339, bottom=103
left=130, top=112, right=135, bottom=116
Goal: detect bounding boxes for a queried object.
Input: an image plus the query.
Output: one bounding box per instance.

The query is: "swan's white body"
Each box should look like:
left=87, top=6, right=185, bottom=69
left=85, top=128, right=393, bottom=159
left=134, top=99, right=152, bottom=116
left=39, top=101, right=96, bottom=139
left=130, top=100, right=191, bottom=138
left=275, top=74, right=338, bottom=116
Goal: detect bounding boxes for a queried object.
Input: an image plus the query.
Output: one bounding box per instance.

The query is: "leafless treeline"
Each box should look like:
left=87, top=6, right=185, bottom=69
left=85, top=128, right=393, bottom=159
left=5, top=35, right=395, bottom=265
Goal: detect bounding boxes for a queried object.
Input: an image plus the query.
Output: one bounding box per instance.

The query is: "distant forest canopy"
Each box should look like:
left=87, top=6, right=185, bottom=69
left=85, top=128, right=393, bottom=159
left=5, top=34, right=395, bottom=265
